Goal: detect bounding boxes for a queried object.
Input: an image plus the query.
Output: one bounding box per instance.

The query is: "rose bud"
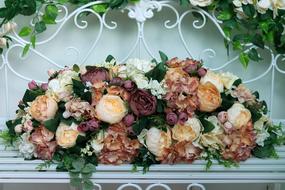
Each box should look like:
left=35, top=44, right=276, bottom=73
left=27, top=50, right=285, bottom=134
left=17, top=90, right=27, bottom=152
left=14, top=124, right=23, bottom=133
left=166, top=112, right=178, bottom=125
left=123, top=80, right=136, bottom=92
left=41, top=83, right=48, bottom=90
left=178, top=112, right=188, bottom=123
left=86, top=119, right=100, bottom=132
left=28, top=80, right=37, bottom=90
left=218, top=111, right=228, bottom=124
left=183, top=63, right=198, bottom=73
left=127, top=126, right=135, bottom=135
left=123, top=114, right=135, bottom=127
left=110, top=77, right=123, bottom=86
left=223, top=121, right=234, bottom=134
left=198, top=67, right=207, bottom=77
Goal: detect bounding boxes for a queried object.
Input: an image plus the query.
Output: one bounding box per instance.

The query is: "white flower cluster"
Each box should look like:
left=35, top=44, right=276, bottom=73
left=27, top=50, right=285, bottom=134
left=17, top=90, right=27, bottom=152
left=81, top=130, right=105, bottom=156
left=233, top=0, right=285, bottom=18
left=254, top=115, right=270, bottom=146
left=118, top=58, right=166, bottom=99
left=0, top=22, right=17, bottom=48
left=18, top=133, right=35, bottom=159
left=47, top=69, right=79, bottom=101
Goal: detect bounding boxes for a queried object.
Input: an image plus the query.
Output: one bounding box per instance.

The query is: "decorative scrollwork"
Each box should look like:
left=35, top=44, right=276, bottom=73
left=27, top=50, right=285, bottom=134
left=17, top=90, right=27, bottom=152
left=187, top=183, right=206, bottom=190
left=117, top=183, right=143, bottom=190
left=146, top=183, right=172, bottom=190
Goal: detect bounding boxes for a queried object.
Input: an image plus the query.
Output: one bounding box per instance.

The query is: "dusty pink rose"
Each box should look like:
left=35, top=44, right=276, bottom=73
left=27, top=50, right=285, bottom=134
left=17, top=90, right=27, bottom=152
left=81, top=67, right=110, bottom=84
left=78, top=119, right=100, bottom=132
left=41, top=83, right=48, bottom=90
left=35, top=141, right=57, bottom=160
left=123, top=114, right=135, bottom=127
left=129, top=89, right=157, bottom=116
left=166, top=112, right=178, bottom=125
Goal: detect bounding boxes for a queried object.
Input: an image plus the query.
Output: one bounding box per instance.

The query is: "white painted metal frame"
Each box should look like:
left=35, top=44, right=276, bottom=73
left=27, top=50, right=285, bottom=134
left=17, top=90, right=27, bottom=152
left=0, top=0, right=285, bottom=189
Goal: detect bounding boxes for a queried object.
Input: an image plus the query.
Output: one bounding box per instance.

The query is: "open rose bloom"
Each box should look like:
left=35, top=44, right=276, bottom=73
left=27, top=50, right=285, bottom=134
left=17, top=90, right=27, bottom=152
left=4, top=55, right=284, bottom=173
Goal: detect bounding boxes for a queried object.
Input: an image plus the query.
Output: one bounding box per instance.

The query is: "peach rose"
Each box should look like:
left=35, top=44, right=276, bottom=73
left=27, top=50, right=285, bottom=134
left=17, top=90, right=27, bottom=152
left=172, top=118, right=202, bottom=142
left=145, top=127, right=172, bottom=158
left=197, top=82, right=222, bottom=112
left=29, top=95, right=58, bottom=122
left=227, top=103, right=251, bottom=129
left=95, top=94, right=128, bottom=124
left=56, top=123, right=80, bottom=148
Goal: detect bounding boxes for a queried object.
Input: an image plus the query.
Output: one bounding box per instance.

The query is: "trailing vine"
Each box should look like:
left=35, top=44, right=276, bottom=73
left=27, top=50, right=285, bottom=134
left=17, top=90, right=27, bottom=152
left=0, top=0, right=284, bottom=67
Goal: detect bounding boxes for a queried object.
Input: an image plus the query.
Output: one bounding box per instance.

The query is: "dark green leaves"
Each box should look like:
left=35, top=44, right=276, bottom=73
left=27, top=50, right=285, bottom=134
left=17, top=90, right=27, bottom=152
left=248, top=48, right=262, bottom=62
left=132, top=115, right=167, bottom=135
left=132, top=146, right=159, bottom=173
left=105, top=54, right=115, bottom=63
left=242, top=4, right=256, bottom=18
left=92, top=4, right=108, bottom=14
left=239, top=52, right=250, bottom=69
left=72, top=79, right=92, bottom=103
left=199, top=117, right=215, bottom=133
left=6, top=118, right=22, bottom=135
left=22, top=89, right=45, bottom=105
left=43, top=113, right=61, bottom=132
left=145, top=51, right=168, bottom=82
left=218, top=10, right=232, bottom=21
left=35, top=21, right=47, bottom=33
left=159, top=51, right=168, bottom=63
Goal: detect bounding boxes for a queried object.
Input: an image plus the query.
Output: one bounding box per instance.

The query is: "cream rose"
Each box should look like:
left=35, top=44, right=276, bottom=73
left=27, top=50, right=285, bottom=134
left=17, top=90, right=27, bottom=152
left=29, top=95, right=58, bottom=122
left=190, top=0, right=213, bottom=7
left=145, top=127, right=172, bottom=157
left=90, top=130, right=105, bottom=154
left=96, top=94, right=127, bottom=124
left=172, top=118, right=202, bottom=142
left=219, top=72, right=239, bottom=89
left=200, top=71, right=224, bottom=92
left=227, top=103, right=251, bottom=129
left=56, top=122, right=80, bottom=148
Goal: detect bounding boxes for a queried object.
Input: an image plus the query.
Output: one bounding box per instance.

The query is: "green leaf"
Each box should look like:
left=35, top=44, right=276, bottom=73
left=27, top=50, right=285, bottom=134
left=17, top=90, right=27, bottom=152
left=22, top=44, right=30, bottom=57
left=35, top=21, right=47, bottom=33
left=239, top=52, right=250, bottom=69
left=31, top=35, right=36, bottom=48
left=252, top=34, right=264, bottom=49
left=70, top=177, right=82, bottom=187
left=43, top=113, right=60, bottom=132
left=179, top=0, right=189, bottom=6
left=252, top=144, right=275, bottom=158
left=217, top=10, right=232, bottom=21
left=72, top=158, right=85, bottom=171
left=22, top=89, right=45, bottom=104
left=159, top=51, right=168, bottom=62
left=248, top=48, right=262, bottom=62
left=43, top=5, right=58, bottom=24
left=81, top=163, right=96, bottom=174
left=232, top=78, right=242, bottom=87
left=156, top=99, right=166, bottom=113
left=132, top=117, right=148, bottom=135
left=19, top=27, right=32, bottom=37
left=92, top=4, right=108, bottom=14
left=72, top=79, right=92, bottom=103
left=19, top=0, right=37, bottom=16
left=200, top=117, right=215, bottom=133
left=82, top=179, right=94, bottom=190
left=145, top=62, right=167, bottom=82
left=105, top=54, right=115, bottom=63
left=6, top=118, right=22, bottom=135
left=73, top=64, right=80, bottom=72
left=242, top=4, right=255, bottom=18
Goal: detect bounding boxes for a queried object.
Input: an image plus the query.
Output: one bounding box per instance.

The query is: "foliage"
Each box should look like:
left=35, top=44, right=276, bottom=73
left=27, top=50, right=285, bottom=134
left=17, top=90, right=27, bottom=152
left=1, top=0, right=283, bottom=66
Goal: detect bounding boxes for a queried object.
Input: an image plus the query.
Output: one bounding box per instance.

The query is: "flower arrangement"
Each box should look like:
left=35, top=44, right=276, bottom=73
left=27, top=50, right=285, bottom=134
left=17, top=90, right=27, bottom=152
left=1, top=52, right=284, bottom=190
left=0, top=0, right=284, bottom=67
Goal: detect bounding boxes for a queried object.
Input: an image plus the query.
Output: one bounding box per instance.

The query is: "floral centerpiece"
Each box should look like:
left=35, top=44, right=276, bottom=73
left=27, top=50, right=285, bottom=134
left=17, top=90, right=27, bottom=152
left=1, top=52, right=284, bottom=190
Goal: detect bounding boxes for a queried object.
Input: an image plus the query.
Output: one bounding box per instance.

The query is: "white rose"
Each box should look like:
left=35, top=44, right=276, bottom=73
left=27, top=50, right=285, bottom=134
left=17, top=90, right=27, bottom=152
left=172, top=118, right=202, bottom=142
left=200, top=71, right=224, bottom=92
left=145, top=127, right=172, bottom=157
left=190, top=0, right=213, bottom=7
left=257, top=0, right=285, bottom=17
left=200, top=133, right=223, bottom=150
left=206, top=116, right=224, bottom=135
left=126, top=58, right=155, bottom=73
left=48, top=70, right=79, bottom=101
left=2, top=22, right=17, bottom=34
left=90, top=130, right=105, bottom=154
left=95, top=94, right=128, bottom=124
left=14, top=124, right=23, bottom=133
left=227, top=103, right=251, bottom=129
left=56, top=122, right=80, bottom=148
left=219, top=72, right=239, bottom=89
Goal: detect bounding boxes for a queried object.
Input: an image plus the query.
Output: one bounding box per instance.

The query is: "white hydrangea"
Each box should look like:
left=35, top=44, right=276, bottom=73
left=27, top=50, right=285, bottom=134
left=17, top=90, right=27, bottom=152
left=254, top=115, right=270, bottom=146
left=18, top=133, right=35, bottom=159
left=145, top=80, right=166, bottom=99
left=90, top=130, right=106, bottom=154
left=47, top=69, right=79, bottom=101
left=125, top=58, right=156, bottom=73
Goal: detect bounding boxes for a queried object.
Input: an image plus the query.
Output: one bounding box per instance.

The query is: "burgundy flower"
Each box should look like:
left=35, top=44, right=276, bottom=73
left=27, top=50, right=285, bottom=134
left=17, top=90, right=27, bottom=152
left=129, top=89, right=157, bottom=116
left=28, top=80, right=37, bottom=90
left=123, top=80, right=136, bottom=92
left=123, top=114, right=135, bottom=127
left=110, top=77, right=123, bottom=86
left=183, top=63, right=198, bottom=73
left=81, top=67, right=110, bottom=84
left=166, top=112, right=178, bottom=125
left=198, top=67, right=207, bottom=77
left=78, top=119, right=100, bottom=132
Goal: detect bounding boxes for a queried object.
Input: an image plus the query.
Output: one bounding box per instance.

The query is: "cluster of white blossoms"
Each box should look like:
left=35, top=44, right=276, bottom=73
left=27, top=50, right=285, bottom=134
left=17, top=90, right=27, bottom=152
left=0, top=22, right=17, bottom=48
left=18, top=133, right=35, bottom=159
left=118, top=58, right=166, bottom=99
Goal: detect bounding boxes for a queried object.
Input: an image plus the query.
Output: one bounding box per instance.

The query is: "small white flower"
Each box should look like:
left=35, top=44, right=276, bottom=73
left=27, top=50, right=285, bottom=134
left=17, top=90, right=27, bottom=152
left=18, top=133, right=35, bottom=159
left=126, top=58, right=155, bottom=73
left=90, top=130, right=106, bottom=154
left=0, top=38, right=7, bottom=48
